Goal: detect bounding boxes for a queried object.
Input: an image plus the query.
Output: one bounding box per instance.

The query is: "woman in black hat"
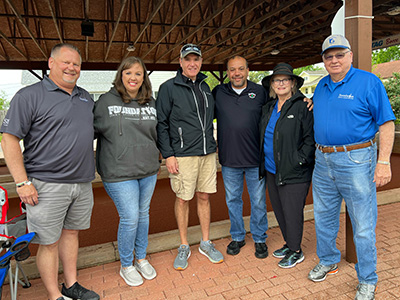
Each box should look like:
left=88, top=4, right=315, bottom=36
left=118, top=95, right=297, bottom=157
left=259, top=63, right=315, bottom=268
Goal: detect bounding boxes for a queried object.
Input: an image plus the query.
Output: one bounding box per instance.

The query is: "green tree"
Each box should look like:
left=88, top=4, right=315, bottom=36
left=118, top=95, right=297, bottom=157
left=204, top=71, right=270, bottom=90
left=372, top=45, right=400, bottom=65
left=204, top=71, right=229, bottom=90
left=0, top=90, right=9, bottom=110
left=383, top=72, right=400, bottom=124
left=293, top=65, right=323, bottom=76
left=248, top=71, right=270, bottom=84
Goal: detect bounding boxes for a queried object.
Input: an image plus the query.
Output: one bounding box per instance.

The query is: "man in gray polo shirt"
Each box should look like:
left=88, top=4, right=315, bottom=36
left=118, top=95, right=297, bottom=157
left=1, top=44, right=99, bottom=300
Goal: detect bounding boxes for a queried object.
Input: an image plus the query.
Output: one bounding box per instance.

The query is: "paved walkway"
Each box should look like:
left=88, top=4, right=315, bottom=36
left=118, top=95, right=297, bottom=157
left=4, top=202, right=400, bottom=300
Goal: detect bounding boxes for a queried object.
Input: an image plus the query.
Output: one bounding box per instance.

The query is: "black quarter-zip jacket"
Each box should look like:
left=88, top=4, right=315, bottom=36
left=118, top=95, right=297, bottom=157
left=259, top=90, right=315, bottom=185
left=156, top=68, right=216, bottom=158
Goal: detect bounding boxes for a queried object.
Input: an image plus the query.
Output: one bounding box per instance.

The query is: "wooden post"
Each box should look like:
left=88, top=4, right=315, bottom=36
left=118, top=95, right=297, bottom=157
left=344, top=0, right=373, bottom=264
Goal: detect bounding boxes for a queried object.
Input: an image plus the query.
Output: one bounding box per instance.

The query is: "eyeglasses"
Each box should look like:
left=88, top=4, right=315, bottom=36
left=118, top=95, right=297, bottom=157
left=272, top=78, right=292, bottom=85
left=323, top=51, right=350, bottom=61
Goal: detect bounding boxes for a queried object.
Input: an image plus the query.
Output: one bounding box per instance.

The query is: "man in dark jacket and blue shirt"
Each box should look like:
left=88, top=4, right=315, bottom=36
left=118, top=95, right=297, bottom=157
left=156, top=44, right=224, bottom=271
left=213, top=56, right=269, bottom=259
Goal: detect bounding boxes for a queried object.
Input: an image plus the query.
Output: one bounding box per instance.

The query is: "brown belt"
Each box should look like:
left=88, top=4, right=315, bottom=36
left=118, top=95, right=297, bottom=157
left=317, top=138, right=375, bottom=153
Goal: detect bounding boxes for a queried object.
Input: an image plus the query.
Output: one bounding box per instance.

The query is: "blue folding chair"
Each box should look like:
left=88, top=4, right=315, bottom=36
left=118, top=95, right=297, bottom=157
left=0, top=232, right=35, bottom=300
left=0, top=186, right=35, bottom=300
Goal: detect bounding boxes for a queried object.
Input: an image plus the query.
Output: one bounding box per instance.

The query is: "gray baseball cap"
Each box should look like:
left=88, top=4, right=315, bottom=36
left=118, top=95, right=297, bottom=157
left=180, top=44, right=202, bottom=58
left=321, top=34, right=351, bottom=55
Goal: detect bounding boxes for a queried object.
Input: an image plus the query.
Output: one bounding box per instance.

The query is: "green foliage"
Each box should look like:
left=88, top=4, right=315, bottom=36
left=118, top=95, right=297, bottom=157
left=383, top=72, right=400, bottom=124
left=204, top=71, right=229, bottom=90
left=204, top=71, right=270, bottom=90
left=293, top=65, right=323, bottom=76
left=372, top=45, right=400, bottom=65
left=0, top=90, right=9, bottom=111
left=248, top=71, right=270, bottom=84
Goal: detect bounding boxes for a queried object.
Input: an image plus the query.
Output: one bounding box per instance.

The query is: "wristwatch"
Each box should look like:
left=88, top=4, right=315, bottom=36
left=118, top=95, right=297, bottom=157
left=16, top=180, right=32, bottom=188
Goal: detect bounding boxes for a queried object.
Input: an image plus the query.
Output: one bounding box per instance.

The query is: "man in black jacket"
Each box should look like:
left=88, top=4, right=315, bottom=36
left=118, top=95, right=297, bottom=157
left=156, top=44, right=224, bottom=271
left=213, top=56, right=269, bottom=259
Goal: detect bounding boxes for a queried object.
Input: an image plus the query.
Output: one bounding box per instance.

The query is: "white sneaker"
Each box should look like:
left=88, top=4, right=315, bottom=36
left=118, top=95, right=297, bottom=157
left=120, top=266, right=143, bottom=286
left=135, top=259, right=157, bottom=280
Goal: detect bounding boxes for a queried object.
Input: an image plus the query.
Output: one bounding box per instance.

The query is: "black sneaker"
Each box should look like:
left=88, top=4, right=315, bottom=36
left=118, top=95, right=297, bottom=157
left=273, top=244, right=289, bottom=258
left=226, top=240, right=246, bottom=255
left=61, top=282, right=100, bottom=300
left=254, top=242, right=268, bottom=259
left=278, top=250, right=305, bottom=268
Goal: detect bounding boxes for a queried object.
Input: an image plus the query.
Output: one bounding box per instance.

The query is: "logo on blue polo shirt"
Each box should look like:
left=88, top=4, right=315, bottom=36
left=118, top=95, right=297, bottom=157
left=248, top=93, right=256, bottom=99
left=338, top=93, right=354, bottom=100
left=79, top=97, right=89, bottom=102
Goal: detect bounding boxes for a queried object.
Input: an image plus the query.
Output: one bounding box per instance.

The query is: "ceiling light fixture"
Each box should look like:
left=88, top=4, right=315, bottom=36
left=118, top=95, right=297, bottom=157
left=127, top=43, right=136, bottom=52
left=387, top=6, right=400, bottom=16
left=271, top=49, right=280, bottom=55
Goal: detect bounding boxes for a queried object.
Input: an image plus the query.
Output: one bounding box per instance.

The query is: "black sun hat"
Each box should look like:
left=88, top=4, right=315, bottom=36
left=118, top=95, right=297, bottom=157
left=261, top=63, right=304, bottom=90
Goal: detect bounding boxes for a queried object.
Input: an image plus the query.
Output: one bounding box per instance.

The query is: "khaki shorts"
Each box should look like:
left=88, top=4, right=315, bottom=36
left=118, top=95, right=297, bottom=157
left=169, top=153, right=217, bottom=200
left=26, top=177, right=94, bottom=245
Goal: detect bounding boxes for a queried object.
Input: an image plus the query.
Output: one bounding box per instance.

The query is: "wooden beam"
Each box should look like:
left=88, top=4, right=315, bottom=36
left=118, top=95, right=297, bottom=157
left=141, top=0, right=203, bottom=59
left=201, top=0, right=302, bottom=57
left=155, top=0, right=236, bottom=63
left=344, top=0, right=373, bottom=264
left=44, top=0, right=63, bottom=43
left=208, top=2, right=340, bottom=63
left=104, top=0, right=127, bottom=61
left=5, top=0, right=47, bottom=58
left=0, top=29, right=28, bottom=59
left=133, top=0, right=166, bottom=45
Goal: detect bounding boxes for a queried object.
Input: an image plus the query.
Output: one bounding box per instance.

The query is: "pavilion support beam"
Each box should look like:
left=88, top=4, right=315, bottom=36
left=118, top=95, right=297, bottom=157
left=344, top=0, right=373, bottom=264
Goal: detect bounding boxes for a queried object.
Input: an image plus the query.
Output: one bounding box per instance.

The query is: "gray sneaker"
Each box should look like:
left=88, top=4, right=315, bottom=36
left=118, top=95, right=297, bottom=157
left=355, top=283, right=376, bottom=300
left=174, top=245, right=191, bottom=270
left=308, top=263, right=338, bottom=282
left=135, top=259, right=157, bottom=280
left=199, top=240, right=224, bottom=263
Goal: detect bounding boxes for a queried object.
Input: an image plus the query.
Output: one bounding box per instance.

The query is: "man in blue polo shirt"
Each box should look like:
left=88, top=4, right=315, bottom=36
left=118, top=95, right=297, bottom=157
left=308, top=34, right=395, bottom=300
left=213, top=56, right=269, bottom=259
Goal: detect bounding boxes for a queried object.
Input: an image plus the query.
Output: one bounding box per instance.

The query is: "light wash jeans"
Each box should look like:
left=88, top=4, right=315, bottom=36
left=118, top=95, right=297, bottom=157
left=312, top=143, right=378, bottom=284
left=221, top=166, right=268, bottom=243
left=103, top=174, right=157, bottom=267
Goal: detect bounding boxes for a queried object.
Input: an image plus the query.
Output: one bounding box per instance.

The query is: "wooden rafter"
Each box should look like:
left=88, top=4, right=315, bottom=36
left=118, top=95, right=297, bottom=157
left=168, top=0, right=268, bottom=62
left=5, top=0, right=47, bottom=58
left=154, top=0, right=235, bottom=62
left=133, top=0, right=166, bottom=45
left=202, top=0, right=302, bottom=57
left=104, top=0, right=127, bottom=61
left=141, top=0, right=202, bottom=59
left=44, top=0, right=63, bottom=43
left=209, top=1, right=341, bottom=63
left=0, top=29, right=28, bottom=59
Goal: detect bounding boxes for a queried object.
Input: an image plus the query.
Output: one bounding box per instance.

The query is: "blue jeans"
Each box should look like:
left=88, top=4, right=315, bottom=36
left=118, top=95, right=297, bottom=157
left=312, top=143, right=378, bottom=284
left=221, top=166, right=268, bottom=243
left=103, top=174, right=157, bottom=267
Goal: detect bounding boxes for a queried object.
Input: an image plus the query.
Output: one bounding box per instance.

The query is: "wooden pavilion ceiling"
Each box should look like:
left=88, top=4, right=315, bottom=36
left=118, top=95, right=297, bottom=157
left=0, top=0, right=399, bottom=72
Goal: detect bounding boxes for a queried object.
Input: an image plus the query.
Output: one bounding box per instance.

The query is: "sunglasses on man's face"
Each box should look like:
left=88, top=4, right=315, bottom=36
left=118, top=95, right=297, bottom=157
left=181, top=44, right=201, bottom=52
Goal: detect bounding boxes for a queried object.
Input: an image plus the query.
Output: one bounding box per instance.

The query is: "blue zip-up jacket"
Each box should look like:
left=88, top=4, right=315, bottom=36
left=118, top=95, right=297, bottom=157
left=156, top=68, right=217, bottom=158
